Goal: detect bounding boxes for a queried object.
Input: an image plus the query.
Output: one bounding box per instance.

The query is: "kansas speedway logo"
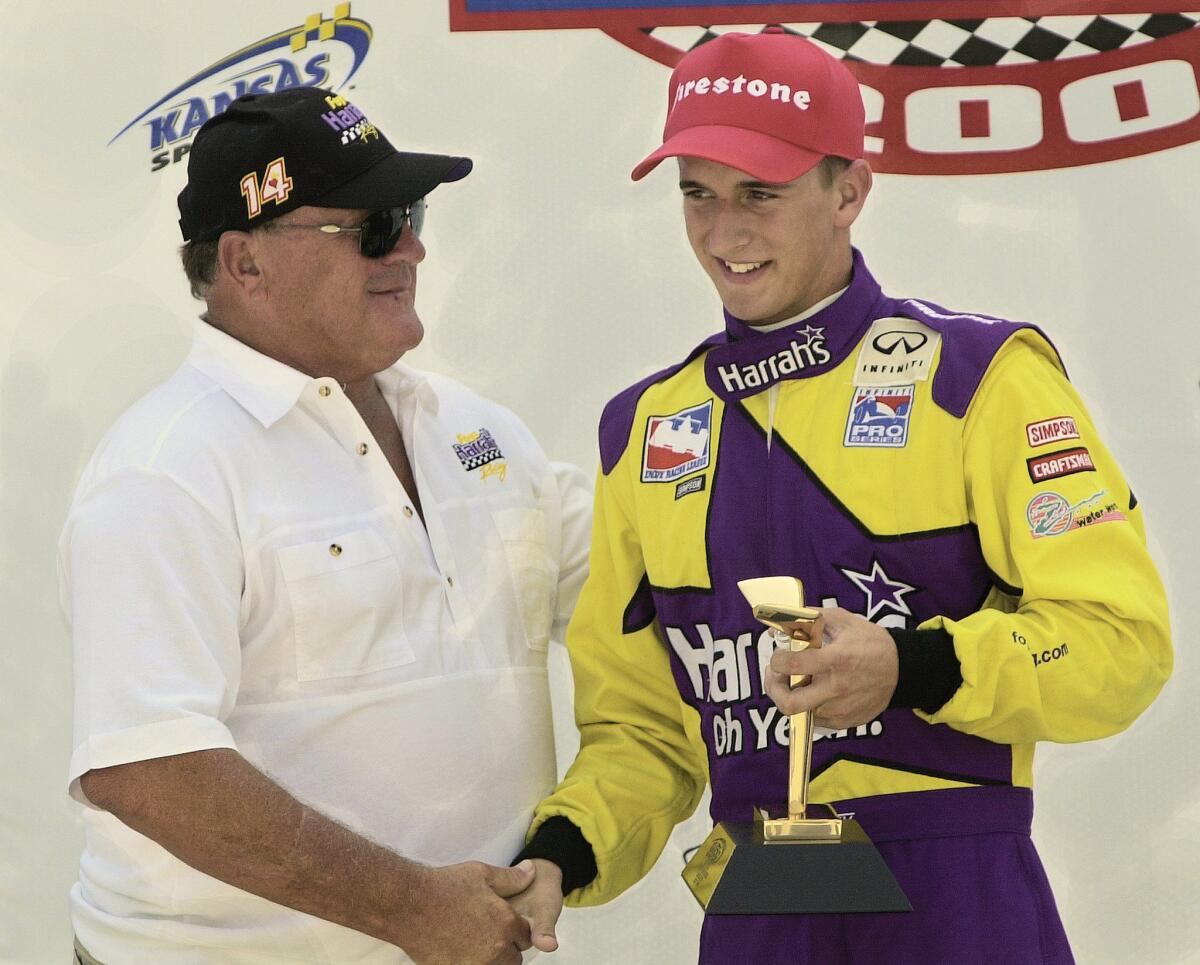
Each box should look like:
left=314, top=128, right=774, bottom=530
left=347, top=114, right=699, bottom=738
left=452, top=2, right=1200, bottom=174
left=111, top=5, right=372, bottom=173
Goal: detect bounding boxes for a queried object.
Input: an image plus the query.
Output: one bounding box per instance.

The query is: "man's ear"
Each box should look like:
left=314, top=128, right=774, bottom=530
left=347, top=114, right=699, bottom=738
left=216, top=231, right=267, bottom=297
left=834, top=159, right=873, bottom=230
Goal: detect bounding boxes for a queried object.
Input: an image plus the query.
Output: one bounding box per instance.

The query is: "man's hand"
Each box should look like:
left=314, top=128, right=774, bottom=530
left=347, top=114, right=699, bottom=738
left=508, top=858, right=565, bottom=953
left=79, top=750, right=538, bottom=964
left=764, top=607, right=898, bottom=729
left=397, top=860, right=536, bottom=965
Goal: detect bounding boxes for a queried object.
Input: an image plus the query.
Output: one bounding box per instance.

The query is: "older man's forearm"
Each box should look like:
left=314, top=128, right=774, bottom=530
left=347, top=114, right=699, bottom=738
left=78, top=746, right=532, bottom=959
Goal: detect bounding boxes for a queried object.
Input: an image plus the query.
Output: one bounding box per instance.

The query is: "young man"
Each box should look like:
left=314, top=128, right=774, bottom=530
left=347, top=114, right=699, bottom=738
left=515, top=30, right=1172, bottom=963
left=60, top=87, right=589, bottom=965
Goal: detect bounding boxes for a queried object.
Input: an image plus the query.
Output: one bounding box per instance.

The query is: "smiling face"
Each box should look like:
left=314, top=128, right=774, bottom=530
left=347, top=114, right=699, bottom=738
left=679, top=157, right=870, bottom=326
left=220, top=205, right=427, bottom=382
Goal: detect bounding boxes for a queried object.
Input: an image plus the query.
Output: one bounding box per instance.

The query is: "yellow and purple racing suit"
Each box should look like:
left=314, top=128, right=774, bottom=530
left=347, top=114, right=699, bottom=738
left=523, top=251, right=1171, bottom=963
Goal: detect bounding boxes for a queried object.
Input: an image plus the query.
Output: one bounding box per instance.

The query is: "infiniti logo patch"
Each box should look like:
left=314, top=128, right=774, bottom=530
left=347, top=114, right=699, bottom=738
left=872, top=330, right=929, bottom=355
left=855, top=317, right=940, bottom=386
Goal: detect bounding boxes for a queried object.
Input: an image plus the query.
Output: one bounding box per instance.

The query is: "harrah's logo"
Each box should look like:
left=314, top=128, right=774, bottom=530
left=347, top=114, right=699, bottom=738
left=674, top=73, right=811, bottom=111
left=716, top=326, right=830, bottom=394
left=110, top=5, right=372, bottom=173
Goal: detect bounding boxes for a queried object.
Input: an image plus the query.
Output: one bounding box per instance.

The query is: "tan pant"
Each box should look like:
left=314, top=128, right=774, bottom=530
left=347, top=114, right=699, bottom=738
left=72, top=938, right=106, bottom=965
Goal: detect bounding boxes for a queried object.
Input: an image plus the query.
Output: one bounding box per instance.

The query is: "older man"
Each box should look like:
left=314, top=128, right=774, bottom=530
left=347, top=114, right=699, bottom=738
left=515, top=30, right=1172, bottom=964
left=60, top=87, right=589, bottom=965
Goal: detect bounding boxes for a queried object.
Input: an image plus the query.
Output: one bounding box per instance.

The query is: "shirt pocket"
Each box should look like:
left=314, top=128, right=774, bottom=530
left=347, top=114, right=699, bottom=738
left=276, top=528, right=415, bottom=681
left=492, top=507, right=556, bottom=652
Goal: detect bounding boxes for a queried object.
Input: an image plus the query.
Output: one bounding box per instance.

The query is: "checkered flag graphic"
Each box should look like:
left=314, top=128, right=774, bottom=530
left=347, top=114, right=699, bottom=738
left=459, top=450, right=501, bottom=470
left=453, top=429, right=504, bottom=471
left=646, top=13, right=1200, bottom=66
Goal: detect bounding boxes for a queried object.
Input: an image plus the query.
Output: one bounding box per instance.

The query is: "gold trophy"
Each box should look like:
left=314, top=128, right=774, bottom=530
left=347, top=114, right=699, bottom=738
left=681, top=577, right=910, bottom=915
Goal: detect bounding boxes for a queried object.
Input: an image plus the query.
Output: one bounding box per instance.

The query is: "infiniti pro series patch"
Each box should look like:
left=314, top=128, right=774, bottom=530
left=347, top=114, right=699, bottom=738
left=844, top=385, right=914, bottom=448
left=643, top=400, right=712, bottom=482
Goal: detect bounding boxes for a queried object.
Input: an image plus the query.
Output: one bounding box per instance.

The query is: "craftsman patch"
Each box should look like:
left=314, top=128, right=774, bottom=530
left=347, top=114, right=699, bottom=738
left=1026, top=489, right=1125, bottom=539
left=452, top=428, right=503, bottom=471
left=853, top=318, right=939, bottom=386
left=1027, top=446, right=1095, bottom=483
left=643, top=400, right=712, bottom=482
left=844, top=385, right=914, bottom=448
left=1026, top=416, right=1080, bottom=448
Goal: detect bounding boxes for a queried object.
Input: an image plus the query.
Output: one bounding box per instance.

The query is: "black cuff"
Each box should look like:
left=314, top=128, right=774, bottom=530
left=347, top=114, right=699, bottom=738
left=887, top=627, right=963, bottom=715
left=512, top=816, right=598, bottom=895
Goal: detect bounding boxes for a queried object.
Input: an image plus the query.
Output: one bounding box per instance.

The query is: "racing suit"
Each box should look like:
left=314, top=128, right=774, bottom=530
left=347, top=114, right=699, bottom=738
left=525, top=251, right=1171, bottom=963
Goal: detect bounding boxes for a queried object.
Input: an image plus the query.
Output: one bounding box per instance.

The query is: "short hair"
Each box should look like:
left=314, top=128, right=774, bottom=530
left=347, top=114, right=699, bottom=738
left=178, top=224, right=278, bottom=300
left=817, top=155, right=852, bottom=188
left=179, top=239, right=219, bottom=300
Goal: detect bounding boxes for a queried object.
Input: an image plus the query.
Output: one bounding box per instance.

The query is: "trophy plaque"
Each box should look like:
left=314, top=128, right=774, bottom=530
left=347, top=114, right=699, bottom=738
left=681, top=576, right=911, bottom=915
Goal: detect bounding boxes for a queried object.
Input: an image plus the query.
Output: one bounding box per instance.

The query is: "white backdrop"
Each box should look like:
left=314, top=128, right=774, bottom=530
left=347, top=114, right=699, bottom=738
left=2, top=2, right=1197, bottom=963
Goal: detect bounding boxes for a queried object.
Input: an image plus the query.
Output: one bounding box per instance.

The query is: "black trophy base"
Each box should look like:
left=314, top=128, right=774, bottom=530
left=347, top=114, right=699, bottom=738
left=682, top=816, right=911, bottom=915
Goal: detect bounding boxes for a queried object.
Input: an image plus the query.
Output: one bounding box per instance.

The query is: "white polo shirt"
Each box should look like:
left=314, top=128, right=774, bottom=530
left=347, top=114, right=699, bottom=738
left=59, top=320, right=592, bottom=964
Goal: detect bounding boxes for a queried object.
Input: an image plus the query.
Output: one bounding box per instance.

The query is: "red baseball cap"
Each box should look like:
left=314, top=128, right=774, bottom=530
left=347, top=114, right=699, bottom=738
left=631, top=31, right=865, bottom=183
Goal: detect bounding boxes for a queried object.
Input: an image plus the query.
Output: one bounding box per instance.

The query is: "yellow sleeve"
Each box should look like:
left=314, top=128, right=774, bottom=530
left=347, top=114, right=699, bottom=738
left=531, top=463, right=709, bottom=907
left=921, top=333, right=1172, bottom=744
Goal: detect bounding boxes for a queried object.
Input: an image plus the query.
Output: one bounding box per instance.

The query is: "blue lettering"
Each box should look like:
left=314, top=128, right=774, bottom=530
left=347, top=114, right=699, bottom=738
left=304, top=53, right=330, bottom=87
left=146, top=110, right=181, bottom=150
left=210, top=91, right=236, bottom=118
left=179, top=97, right=210, bottom=140
left=248, top=74, right=273, bottom=95
left=273, top=59, right=303, bottom=92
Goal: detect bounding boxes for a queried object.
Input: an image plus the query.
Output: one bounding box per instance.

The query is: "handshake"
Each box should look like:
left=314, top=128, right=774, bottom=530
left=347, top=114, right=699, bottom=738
left=399, top=856, right=565, bottom=965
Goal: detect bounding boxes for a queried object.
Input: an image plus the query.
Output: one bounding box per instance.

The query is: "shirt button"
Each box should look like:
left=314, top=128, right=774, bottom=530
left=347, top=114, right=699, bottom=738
left=446, top=576, right=454, bottom=587
left=318, top=385, right=331, bottom=398
left=403, top=506, right=414, bottom=518
left=358, top=443, right=369, bottom=455
left=329, top=544, right=342, bottom=556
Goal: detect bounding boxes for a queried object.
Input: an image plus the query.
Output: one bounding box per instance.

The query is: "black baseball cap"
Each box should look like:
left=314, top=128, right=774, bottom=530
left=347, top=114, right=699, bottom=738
left=177, top=87, right=472, bottom=243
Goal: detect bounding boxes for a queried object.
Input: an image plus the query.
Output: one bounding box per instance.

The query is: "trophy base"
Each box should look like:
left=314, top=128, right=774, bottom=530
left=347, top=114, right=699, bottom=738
left=682, top=812, right=912, bottom=915
left=757, top=803, right=844, bottom=841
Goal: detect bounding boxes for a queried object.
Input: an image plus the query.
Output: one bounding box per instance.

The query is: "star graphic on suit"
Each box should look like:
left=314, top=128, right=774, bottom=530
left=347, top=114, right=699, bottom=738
left=839, top=559, right=918, bottom=621
left=797, top=324, right=824, bottom=346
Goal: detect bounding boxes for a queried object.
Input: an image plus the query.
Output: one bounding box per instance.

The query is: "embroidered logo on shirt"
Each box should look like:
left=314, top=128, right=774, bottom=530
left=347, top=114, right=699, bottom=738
left=839, top=558, right=918, bottom=621
left=453, top=429, right=504, bottom=472
left=1026, top=416, right=1080, bottom=448
left=240, top=157, right=293, bottom=219
left=853, top=318, right=939, bottom=386
left=1026, top=490, right=1125, bottom=539
left=1027, top=447, right=1096, bottom=483
left=844, top=385, right=914, bottom=448
left=713, top=326, right=830, bottom=396
left=675, top=475, right=706, bottom=500
left=643, top=400, right=712, bottom=483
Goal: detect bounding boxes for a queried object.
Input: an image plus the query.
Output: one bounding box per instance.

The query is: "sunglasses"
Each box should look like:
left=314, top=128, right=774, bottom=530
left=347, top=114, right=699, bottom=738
left=272, top=198, right=426, bottom=258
